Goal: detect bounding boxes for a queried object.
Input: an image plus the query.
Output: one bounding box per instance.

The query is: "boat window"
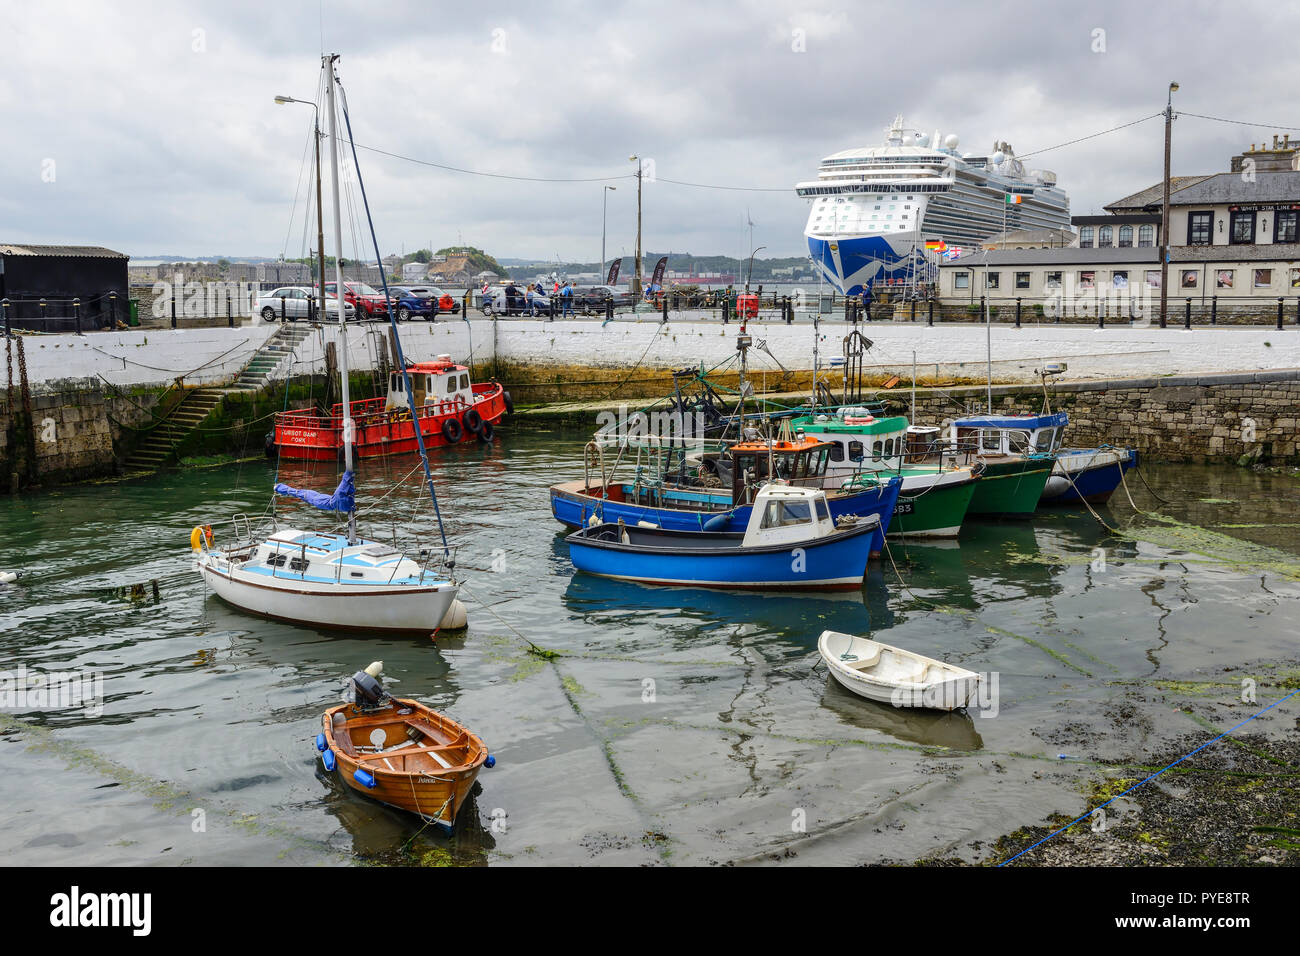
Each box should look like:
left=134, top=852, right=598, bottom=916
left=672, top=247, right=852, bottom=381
left=827, top=442, right=844, bottom=462
left=289, top=557, right=309, bottom=573
left=447, top=376, right=457, bottom=396
left=815, top=498, right=830, bottom=522
left=979, top=430, right=1002, bottom=453
left=872, top=440, right=883, bottom=460
left=760, top=499, right=813, bottom=528
left=1034, top=428, right=1058, bottom=452
left=460, top=374, right=469, bottom=390
left=847, top=441, right=864, bottom=462
left=1007, top=431, right=1030, bottom=453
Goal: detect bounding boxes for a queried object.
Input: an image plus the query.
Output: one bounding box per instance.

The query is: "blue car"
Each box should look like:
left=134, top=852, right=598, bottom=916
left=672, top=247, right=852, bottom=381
left=388, top=287, right=435, bottom=321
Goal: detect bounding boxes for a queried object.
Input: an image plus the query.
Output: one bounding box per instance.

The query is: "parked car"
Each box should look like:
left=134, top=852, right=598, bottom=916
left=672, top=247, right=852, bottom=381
left=386, top=286, right=435, bottom=322
left=401, top=285, right=461, bottom=316
left=572, top=285, right=634, bottom=314
left=255, top=287, right=354, bottom=322
left=322, top=281, right=389, bottom=319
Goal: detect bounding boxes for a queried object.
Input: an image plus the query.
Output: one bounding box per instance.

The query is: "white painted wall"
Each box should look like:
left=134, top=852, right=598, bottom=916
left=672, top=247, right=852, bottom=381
left=22, top=316, right=1300, bottom=390
left=22, top=326, right=277, bottom=390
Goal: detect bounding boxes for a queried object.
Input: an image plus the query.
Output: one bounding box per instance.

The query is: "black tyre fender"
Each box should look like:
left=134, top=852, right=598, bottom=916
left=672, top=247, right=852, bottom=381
left=477, top=421, right=495, bottom=443
left=441, top=417, right=464, bottom=443
left=463, top=407, right=483, bottom=434
left=503, top=391, right=514, bottom=416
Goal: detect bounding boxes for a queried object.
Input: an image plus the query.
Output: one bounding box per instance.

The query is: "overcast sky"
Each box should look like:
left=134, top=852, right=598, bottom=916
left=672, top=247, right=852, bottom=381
left=2, top=0, right=1296, bottom=264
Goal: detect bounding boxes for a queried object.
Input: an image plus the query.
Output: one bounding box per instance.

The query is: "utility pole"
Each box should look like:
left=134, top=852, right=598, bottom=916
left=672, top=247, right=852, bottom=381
left=1159, top=81, right=1179, bottom=328
left=630, top=155, right=643, bottom=298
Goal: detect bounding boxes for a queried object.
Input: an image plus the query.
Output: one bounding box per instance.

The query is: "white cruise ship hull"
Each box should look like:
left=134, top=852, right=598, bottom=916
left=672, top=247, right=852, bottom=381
left=808, top=232, right=927, bottom=296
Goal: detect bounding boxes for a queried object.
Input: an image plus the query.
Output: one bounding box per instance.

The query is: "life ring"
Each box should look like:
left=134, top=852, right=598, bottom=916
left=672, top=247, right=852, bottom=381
left=463, top=408, right=483, bottom=434
left=190, top=525, right=214, bottom=551
left=442, top=417, right=463, bottom=443
left=503, top=391, right=514, bottom=417
left=477, top=421, right=495, bottom=443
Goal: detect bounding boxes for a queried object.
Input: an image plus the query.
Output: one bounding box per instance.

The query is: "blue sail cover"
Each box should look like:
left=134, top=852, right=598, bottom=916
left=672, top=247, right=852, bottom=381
left=274, top=470, right=355, bottom=512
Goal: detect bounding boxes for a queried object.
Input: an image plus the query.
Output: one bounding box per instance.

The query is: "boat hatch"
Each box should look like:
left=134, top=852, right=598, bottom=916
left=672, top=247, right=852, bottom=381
left=361, top=544, right=400, bottom=559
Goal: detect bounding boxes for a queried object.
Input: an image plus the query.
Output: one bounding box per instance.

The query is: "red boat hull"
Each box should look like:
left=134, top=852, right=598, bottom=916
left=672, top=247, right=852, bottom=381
left=273, top=382, right=507, bottom=461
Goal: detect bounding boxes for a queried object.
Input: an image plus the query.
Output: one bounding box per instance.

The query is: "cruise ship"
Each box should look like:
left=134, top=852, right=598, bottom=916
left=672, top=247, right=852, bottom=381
left=795, top=116, right=1071, bottom=295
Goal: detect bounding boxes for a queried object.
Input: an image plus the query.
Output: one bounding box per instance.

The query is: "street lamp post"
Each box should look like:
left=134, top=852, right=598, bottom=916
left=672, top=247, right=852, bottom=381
left=275, top=94, right=327, bottom=324
left=746, top=246, right=766, bottom=294
left=630, top=155, right=643, bottom=298
left=601, top=185, right=616, bottom=285
left=1159, top=81, right=1179, bottom=328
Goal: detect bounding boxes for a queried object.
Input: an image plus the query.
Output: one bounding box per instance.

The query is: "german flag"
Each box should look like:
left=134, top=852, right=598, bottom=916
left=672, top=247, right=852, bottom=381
left=924, top=239, right=946, bottom=251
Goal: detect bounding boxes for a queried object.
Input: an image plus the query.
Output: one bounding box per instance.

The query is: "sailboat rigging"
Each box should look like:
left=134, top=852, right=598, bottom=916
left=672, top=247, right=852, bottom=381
left=192, top=54, right=464, bottom=636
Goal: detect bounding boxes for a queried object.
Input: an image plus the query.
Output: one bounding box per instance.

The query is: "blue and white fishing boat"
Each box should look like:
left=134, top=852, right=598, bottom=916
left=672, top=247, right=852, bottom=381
left=551, top=434, right=901, bottom=556
left=950, top=411, right=1137, bottom=505
left=565, top=484, right=881, bottom=591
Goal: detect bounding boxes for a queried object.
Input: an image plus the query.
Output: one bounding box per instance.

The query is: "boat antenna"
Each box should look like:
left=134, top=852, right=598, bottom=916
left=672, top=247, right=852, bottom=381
left=322, top=54, right=358, bottom=545
left=332, top=61, right=452, bottom=562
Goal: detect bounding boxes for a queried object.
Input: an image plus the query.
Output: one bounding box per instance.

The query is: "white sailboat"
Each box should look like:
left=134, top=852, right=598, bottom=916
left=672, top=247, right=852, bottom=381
left=194, top=54, right=463, bottom=636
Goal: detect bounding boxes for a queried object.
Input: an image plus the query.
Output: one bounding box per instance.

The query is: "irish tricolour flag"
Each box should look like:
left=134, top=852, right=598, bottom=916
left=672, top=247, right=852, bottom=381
left=1005, top=193, right=1023, bottom=204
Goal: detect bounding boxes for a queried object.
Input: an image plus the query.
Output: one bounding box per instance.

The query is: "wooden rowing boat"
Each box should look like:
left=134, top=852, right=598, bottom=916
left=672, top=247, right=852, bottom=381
left=317, top=663, right=491, bottom=832
left=817, top=630, right=980, bottom=711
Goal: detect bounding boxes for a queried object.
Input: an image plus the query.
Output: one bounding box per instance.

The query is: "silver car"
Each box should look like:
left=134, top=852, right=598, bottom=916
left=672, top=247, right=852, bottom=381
left=255, top=286, right=354, bottom=322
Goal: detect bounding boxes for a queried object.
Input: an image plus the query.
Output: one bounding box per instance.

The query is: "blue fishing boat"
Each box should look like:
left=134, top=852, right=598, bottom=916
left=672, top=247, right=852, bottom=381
left=566, top=484, right=882, bottom=591
left=550, top=434, right=902, bottom=556
left=950, top=412, right=1137, bottom=505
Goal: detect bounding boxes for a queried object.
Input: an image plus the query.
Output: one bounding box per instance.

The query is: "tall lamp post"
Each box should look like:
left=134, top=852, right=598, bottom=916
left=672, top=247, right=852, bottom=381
left=1159, top=81, right=1179, bottom=328
left=601, top=185, right=616, bottom=284
left=275, top=94, right=328, bottom=324
left=629, top=155, right=643, bottom=298
left=746, top=246, right=766, bottom=294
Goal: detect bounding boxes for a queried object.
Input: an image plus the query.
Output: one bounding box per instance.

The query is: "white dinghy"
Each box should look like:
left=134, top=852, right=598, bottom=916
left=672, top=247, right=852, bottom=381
left=818, top=630, right=980, bottom=711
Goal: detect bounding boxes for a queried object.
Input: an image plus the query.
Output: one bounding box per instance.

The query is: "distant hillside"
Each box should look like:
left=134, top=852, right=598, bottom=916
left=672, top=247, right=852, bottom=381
left=436, top=246, right=507, bottom=278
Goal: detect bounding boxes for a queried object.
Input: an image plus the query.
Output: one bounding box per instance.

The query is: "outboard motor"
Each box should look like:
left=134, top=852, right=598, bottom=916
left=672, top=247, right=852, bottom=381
left=349, top=661, right=388, bottom=708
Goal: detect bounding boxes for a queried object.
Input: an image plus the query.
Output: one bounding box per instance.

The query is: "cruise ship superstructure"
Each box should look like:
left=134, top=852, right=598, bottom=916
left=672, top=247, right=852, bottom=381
left=795, top=116, right=1071, bottom=295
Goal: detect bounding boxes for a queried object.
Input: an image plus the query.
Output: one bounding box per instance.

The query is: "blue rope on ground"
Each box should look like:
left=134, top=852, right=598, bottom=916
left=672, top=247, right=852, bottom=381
left=1000, top=685, right=1300, bottom=865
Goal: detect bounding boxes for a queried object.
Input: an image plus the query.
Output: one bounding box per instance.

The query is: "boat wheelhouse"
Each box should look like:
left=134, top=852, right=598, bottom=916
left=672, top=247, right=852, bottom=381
left=272, top=355, right=509, bottom=461
left=788, top=409, right=980, bottom=538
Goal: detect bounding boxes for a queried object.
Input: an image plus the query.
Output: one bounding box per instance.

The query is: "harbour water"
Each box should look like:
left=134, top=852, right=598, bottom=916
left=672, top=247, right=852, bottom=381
left=1, top=431, right=1297, bottom=866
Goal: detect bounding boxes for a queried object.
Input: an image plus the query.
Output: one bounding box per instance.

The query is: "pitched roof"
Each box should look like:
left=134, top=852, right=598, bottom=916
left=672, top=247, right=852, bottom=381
left=0, top=243, right=128, bottom=258
left=1103, top=176, right=1212, bottom=212
left=1164, top=171, right=1300, bottom=206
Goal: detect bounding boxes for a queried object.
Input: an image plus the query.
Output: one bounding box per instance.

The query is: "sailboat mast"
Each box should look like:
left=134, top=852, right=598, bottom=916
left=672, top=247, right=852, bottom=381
left=324, top=53, right=357, bottom=543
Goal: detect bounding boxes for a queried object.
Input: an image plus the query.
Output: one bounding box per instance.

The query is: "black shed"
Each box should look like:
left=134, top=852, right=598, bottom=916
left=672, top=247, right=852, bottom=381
left=0, top=243, right=130, bottom=332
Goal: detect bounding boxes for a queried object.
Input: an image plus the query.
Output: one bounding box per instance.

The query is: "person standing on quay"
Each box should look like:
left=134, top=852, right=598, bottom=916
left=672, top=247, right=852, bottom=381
left=561, top=281, right=574, bottom=317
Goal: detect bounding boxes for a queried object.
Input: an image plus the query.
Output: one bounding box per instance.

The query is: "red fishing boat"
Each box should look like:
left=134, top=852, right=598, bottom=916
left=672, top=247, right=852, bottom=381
left=270, top=355, right=512, bottom=461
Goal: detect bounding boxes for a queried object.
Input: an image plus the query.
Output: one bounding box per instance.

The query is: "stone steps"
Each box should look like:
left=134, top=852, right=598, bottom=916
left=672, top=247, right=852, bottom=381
left=123, top=325, right=313, bottom=471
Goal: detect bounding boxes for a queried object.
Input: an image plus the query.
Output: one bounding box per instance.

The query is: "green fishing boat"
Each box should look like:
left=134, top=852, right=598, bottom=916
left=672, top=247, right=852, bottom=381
left=947, top=415, right=1056, bottom=518
left=790, top=411, right=979, bottom=538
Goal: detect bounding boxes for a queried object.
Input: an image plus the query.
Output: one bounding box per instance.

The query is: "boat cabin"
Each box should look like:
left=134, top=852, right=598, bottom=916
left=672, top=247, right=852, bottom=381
left=723, top=436, right=834, bottom=502
left=793, top=411, right=912, bottom=468
left=740, top=484, right=837, bottom=548
left=947, top=412, right=1067, bottom=457
left=385, top=355, right=474, bottom=412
